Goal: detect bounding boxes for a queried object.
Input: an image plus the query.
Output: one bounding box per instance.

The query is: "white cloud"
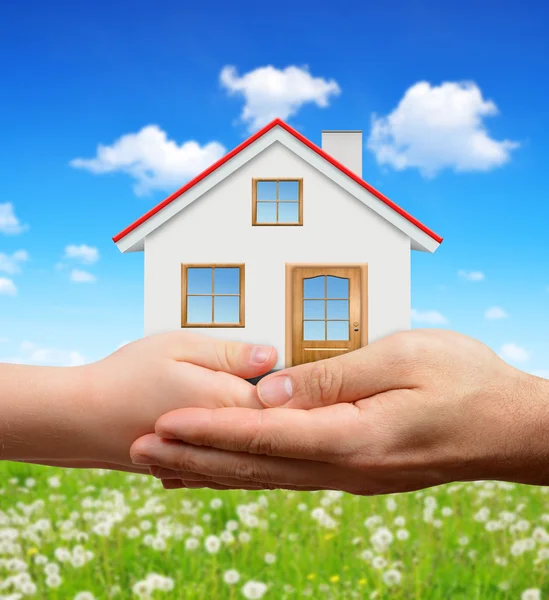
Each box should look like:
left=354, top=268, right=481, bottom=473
left=411, top=308, right=448, bottom=325
left=220, top=65, right=341, bottom=131
left=0, top=250, right=29, bottom=275
left=8, top=341, right=87, bottom=367
left=0, top=203, right=29, bottom=235
left=500, top=343, right=530, bottom=363
left=484, top=306, right=509, bottom=320
left=367, top=81, right=519, bottom=177
left=70, top=126, right=226, bottom=196
left=64, top=244, right=99, bottom=265
left=459, top=270, right=485, bottom=282
left=0, top=277, right=17, bottom=296
left=70, top=269, right=96, bottom=283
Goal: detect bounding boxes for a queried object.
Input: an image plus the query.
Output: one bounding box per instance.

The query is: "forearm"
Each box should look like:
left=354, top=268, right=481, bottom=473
left=0, top=363, right=96, bottom=461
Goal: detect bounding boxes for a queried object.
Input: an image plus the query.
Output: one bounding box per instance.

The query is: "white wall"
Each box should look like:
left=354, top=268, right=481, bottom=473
left=144, top=141, right=410, bottom=369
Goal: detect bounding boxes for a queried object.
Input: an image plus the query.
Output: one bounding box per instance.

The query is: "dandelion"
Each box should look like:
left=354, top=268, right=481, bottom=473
left=372, top=556, right=387, bottom=570
left=25, top=478, right=36, bottom=488
left=307, top=574, right=316, bottom=581
left=522, top=590, right=541, bottom=600
left=264, top=553, right=276, bottom=564
left=329, top=575, right=340, bottom=583
left=396, top=529, right=409, bottom=540
left=185, top=537, right=199, bottom=550
left=238, top=532, right=251, bottom=544
left=45, top=574, right=62, bottom=588
left=204, top=535, right=221, bottom=554
left=359, top=578, right=367, bottom=586
left=382, top=569, right=402, bottom=587
left=241, top=580, right=268, bottom=599
left=210, top=498, right=223, bottom=509
left=223, top=569, right=240, bottom=585
left=75, top=593, right=95, bottom=600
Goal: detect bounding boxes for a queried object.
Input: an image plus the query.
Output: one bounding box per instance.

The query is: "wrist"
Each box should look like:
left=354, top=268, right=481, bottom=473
left=487, top=369, right=549, bottom=486
left=0, top=363, right=95, bottom=462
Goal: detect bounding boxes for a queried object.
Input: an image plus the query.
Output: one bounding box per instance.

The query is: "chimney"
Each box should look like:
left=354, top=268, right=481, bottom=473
left=321, top=130, right=363, bottom=178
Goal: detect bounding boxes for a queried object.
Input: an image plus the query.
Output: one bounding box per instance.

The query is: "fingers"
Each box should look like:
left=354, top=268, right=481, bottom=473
left=149, top=331, right=278, bottom=379
left=138, top=404, right=362, bottom=462
left=170, top=362, right=262, bottom=409
left=150, top=465, right=332, bottom=492
left=132, top=436, right=342, bottom=487
left=256, top=331, right=420, bottom=409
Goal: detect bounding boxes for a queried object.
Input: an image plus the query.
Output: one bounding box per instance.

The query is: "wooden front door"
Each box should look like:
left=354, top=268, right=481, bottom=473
left=290, top=266, right=363, bottom=367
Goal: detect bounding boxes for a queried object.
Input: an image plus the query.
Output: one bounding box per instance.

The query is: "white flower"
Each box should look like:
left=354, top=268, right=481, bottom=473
left=210, top=498, right=223, bottom=510
left=372, top=556, right=387, bottom=570
left=204, top=535, right=221, bottom=554
left=394, top=516, right=405, bottom=527
left=44, top=563, right=60, bottom=576
left=48, top=476, right=61, bottom=488
left=223, top=569, right=240, bottom=585
left=396, top=529, right=409, bottom=541
left=191, top=525, right=204, bottom=537
left=54, top=547, right=71, bottom=562
left=371, top=527, right=394, bottom=551
left=264, top=553, right=276, bottom=564
left=25, top=478, right=36, bottom=488
left=185, top=537, right=199, bottom=550
left=241, top=580, right=268, bottom=599
left=238, top=532, right=251, bottom=544
left=521, top=589, right=541, bottom=600
left=226, top=520, right=239, bottom=532
left=75, top=593, right=95, bottom=600
left=382, top=569, right=402, bottom=587
left=385, top=498, right=397, bottom=512
left=220, top=531, right=234, bottom=544
left=20, top=582, right=37, bottom=595
left=45, top=574, right=62, bottom=588
left=132, top=580, right=152, bottom=597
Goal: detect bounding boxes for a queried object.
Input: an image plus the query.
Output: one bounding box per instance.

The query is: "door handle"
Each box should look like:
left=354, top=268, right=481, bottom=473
left=353, top=321, right=360, bottom=332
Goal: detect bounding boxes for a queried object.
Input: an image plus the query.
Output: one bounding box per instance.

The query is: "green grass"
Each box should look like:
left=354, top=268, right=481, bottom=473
left=0, top=462, right=548, bottom=599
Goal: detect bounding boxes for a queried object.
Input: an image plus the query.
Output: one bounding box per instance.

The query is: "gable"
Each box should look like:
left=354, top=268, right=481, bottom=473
left=113, top=119, right=443, bottom=253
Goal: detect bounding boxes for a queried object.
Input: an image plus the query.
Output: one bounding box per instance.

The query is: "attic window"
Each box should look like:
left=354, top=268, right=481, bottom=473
left=252, top=179, right=303, bottom=225
left=181, top=265, right=245, bottom=327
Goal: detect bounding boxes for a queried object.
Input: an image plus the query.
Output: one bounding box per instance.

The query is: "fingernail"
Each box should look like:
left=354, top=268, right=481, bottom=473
left=250, top=345, right=273, bottom=364
left=257, top=375, right=293, bottom=407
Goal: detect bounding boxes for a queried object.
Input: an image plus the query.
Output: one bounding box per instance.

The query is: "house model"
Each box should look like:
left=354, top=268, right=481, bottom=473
left=113, top=118, right=442, bottom=369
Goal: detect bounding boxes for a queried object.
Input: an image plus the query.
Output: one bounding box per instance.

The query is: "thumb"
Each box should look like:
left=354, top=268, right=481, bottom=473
left=256, top=335, right=415, bottom=409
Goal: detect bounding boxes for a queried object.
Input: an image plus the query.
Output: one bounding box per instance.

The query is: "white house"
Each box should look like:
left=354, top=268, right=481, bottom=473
left=113, top=118, right=442, bottom=370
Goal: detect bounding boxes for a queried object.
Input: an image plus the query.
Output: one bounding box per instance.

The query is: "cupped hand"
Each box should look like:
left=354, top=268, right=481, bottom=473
left=130, top=329, right=549, bottom=494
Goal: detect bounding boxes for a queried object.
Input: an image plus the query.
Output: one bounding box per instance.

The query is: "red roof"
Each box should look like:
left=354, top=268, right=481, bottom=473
left=113, top=118, right=443, bottom=244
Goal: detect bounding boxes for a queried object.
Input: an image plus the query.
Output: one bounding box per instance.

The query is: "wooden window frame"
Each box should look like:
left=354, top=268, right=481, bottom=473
left=252, top=178, right=303, bottom=226
left=181, top=264, right=245, bottom=328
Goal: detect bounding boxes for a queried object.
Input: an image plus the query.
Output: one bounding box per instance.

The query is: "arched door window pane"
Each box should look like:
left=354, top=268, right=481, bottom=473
left=303, top=275, right=350, bottom=341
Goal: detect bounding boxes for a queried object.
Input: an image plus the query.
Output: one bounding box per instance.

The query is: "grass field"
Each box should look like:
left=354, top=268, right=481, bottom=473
left=0, top=462, right=547, bottom=599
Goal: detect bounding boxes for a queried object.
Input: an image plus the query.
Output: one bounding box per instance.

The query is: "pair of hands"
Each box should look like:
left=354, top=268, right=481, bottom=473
left=24, top=329, right=549, bottom=494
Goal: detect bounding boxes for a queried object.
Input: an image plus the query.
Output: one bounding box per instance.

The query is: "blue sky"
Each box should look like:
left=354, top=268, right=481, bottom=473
left=0, top=0, right=547, bottom=375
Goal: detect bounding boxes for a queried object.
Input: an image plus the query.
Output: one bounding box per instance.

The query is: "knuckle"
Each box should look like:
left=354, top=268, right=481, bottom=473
left=233, top=458, right=270, bottom=483
left=214, top=342, right=233, bottom=372
left=177, top=453, right=202, bottom=474
left=242, top=412, right=275, bottom=456
left=305, top=359, right=344, bottom=406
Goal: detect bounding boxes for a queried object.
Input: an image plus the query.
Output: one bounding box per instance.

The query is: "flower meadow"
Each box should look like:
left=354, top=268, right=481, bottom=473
left=0, top=462, right=548, bottom=599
